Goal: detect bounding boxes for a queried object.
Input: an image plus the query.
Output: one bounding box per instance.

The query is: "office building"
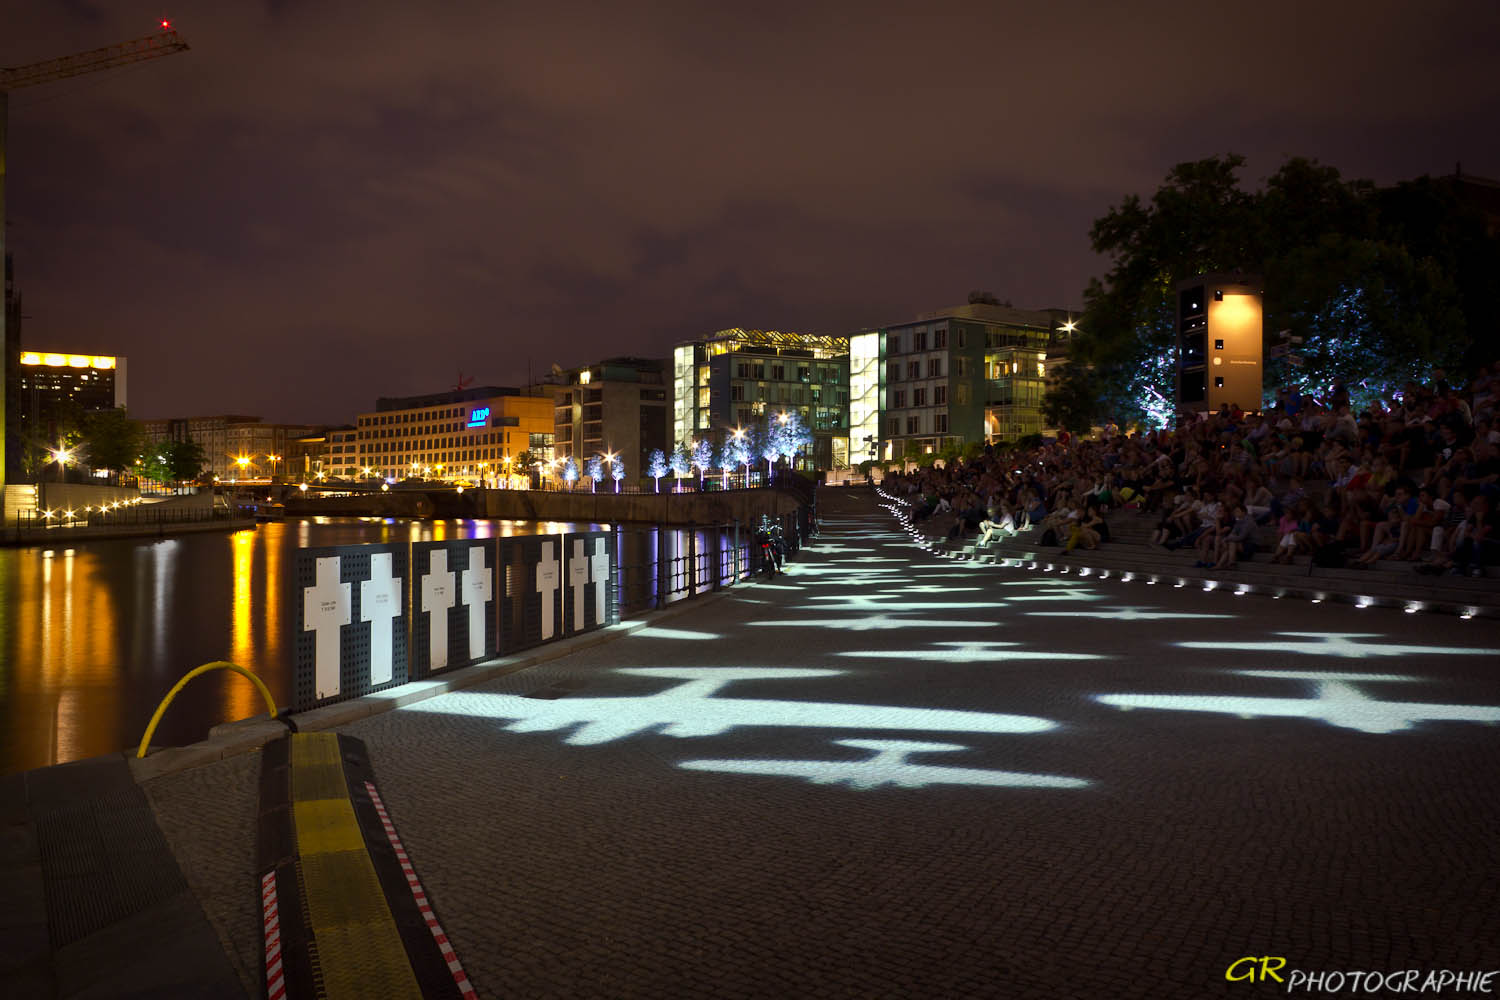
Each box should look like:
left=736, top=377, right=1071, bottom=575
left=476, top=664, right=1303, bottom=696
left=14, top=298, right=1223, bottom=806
left=552, top=357, right=668, bottom=481
left=353, top=386, right=553, bottom=483
left=14, top=351, right=127, bottom=474
left=849, top=303, right=1069, bottom=462
left=1175, top=274, right=1263, bottom=417
left=672, top=329, right=850, bottom=470
left=142, top=415, right=318, bottom=481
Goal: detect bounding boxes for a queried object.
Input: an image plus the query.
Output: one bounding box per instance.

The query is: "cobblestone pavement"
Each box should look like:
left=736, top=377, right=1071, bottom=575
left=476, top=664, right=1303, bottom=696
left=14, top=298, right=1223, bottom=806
left=145, top=489, right=1500, bottom=999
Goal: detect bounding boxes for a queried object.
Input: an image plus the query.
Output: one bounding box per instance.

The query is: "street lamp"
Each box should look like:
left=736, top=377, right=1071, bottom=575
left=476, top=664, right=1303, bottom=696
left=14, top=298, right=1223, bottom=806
left=40, top=446, right=73, bottom=521
left=604, top=451, right=620, bottom=493
left=265, top=454, right=281, bottom=479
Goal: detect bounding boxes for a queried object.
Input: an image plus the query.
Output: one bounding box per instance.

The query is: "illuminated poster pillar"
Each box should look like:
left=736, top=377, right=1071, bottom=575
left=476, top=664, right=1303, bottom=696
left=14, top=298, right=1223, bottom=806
left=1175, top=274, right=1263, bottom=419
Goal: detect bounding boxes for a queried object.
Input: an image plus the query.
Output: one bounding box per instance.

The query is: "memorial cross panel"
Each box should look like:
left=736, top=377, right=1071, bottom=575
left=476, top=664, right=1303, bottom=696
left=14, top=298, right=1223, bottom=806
left=293, top=544, right=409, bottom=711
left=412, top=540, right=497, bottom=676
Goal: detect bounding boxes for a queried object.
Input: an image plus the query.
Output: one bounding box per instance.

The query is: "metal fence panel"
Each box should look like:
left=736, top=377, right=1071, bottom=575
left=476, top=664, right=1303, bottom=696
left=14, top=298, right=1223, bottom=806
left=293, top=544, right=409, bottom=711
left=411, top=540, right=498, bottom=677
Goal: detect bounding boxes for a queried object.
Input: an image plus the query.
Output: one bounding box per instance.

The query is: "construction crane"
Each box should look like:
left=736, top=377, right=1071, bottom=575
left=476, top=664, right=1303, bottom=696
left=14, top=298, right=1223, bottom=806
left=0, top=22, right=188, bottom=487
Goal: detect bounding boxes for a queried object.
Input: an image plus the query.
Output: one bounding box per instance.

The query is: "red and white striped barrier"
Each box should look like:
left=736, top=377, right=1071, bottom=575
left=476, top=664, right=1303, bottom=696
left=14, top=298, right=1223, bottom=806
left=262, top=869, right=285, bottom=1000
left=364, top=780, right=478, bottom=1000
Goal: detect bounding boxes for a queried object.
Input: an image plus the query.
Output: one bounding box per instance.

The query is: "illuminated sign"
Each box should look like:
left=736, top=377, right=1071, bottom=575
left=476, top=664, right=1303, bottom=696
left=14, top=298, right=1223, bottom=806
left=19, top=352, right=116, bottom=369
left=467, top=406, right=491, bottom=427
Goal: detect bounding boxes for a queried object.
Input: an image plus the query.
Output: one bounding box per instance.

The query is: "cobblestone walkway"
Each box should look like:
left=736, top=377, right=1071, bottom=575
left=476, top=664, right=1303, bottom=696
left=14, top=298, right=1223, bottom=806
left=144, top=489, right=1500, bottom=998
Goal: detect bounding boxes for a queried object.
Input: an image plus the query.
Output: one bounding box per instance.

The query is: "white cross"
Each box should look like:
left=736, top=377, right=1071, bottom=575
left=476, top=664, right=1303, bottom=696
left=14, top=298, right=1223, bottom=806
left=460, top=545, right=492, bottom=661
left=360, top=552, right=402, bottom=685
left=568, top=538, right=590, bottom=631
left=303, top=556, right=350, bottom=699
left=422, top=549, right=456, bottom=669
left=589, top=537, right=610, bottom=623
left=536, top=540, right=559, bottom=639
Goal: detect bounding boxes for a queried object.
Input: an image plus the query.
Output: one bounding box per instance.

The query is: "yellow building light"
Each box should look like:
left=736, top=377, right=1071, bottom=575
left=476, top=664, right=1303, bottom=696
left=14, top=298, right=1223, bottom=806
left=18, top=351, right=116, bottom=368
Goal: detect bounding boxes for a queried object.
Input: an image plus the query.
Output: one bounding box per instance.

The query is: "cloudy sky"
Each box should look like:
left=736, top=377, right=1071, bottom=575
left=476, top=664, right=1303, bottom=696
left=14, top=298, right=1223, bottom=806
left=5, top=0, right=1497, bottom=424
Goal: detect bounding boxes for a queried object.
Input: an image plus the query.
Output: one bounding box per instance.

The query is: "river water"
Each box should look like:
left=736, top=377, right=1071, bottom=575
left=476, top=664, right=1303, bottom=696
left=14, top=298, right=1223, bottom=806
left=0, top=517, right=644, bottom=775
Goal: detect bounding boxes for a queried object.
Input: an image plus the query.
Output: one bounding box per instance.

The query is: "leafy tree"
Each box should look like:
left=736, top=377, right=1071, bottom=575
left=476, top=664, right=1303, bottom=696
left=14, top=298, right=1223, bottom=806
left=82, top=409, right=142, bottom=482
left=1061, top=154, right=1488, bottom=427
left=562, top=456, right=579, bottom=489
left=610, top=455, right=626, bottom=492
left=669, top=444, right=691, bottom=486
left=167, top=439, right=206, bottom=482
left=585, top=454, right=603, bottom=492
left=648, top=449, right=668, bottom=492
left=691, top=439, right=713, bottom=486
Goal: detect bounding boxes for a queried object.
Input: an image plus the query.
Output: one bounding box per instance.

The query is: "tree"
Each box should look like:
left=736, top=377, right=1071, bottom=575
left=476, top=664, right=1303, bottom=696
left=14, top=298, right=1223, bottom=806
left=769, top=412, right=813, bottom=469
left=724, top=432, right=752, bottom=484
left=167, top=439, right=206, bottom=482
left=585, top=454, right=603, bottom=493
left=1063, top=154, right=1488, bottom=427
left=690, top=439, right=712, bottom=487
left=648, top=449, right=668, bottom=493
left=717, top=439, right=737, bottom=488
left=610, top=455, right=626, bottom=492
left=82, top=408, right=142, bottom=482
left=562, top=456, right=579, bottom=490
left=669, top=444, right=691, bottom=488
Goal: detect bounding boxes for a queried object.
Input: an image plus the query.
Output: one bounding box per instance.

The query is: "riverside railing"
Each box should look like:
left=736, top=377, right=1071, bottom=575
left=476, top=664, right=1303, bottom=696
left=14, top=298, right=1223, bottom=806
left=10, top=503, right=238, bottom=534
left=289, top=502, right=815, bottom=714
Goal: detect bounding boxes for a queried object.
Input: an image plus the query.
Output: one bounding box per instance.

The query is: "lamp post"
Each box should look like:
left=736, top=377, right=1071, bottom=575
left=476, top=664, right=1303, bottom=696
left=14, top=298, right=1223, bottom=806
left=266, top=454, right=281, bottom=480
left=40, top=446, right=73, bottom=521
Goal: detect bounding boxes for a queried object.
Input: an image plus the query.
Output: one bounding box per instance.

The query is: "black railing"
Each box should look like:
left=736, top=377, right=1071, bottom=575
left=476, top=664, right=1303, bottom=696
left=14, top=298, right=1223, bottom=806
left=11, top=503, right=238, bottom=534
left=612, top=504, right=815, bottom=616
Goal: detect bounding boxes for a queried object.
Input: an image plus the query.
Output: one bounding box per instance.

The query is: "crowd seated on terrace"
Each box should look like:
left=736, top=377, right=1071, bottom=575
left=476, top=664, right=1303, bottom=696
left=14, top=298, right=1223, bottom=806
left=890, top=364, right=1500, bottom=580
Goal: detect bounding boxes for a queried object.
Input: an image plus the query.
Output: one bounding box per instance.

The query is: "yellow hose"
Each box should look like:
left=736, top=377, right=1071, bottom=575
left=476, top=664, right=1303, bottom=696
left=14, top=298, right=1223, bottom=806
left=136, top=660, right=279, bottom=758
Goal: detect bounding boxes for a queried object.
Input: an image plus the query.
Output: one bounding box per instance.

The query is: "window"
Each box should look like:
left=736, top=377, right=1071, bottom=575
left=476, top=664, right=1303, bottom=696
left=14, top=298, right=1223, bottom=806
left=957, top=383, right=971, bottom=405
left=797, top=365, right=810, bottom=381
left=753, top=363, right=766, bottom=379
left=889, top=418, right=901, bottom=436
left=887, top=332, right=902, bottom=354
left=772, top=364, right=785, bottom=380
left=954, top=357, right=969, bottom=377
left=934, top=385, right=947, bottom=405
left=906, top=415, right=921, bottom=434
left=894, top=390, right=906, bottom=409
left=914, top=332, right=927, bottom=351
left=934, top=329, right=947, bottom=349
left=928, top=357, right=942, bottom=378
left=888, top=362, right=902, bottom=383
left=957, top=329, right=966, bottom=348
left=934, top=414, right=948, bottom=433
left=730, top=384, right=744, bottom=401
left=908, top=361, right=921, bottom=379
left=736, top=363, right=748, bottom=378
left=913, top=388, right=926, bottom=407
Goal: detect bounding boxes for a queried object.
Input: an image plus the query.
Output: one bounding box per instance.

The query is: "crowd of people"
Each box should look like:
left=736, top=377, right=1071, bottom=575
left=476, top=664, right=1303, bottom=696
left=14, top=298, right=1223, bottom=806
left=888, top=366, right=1500, bottom=579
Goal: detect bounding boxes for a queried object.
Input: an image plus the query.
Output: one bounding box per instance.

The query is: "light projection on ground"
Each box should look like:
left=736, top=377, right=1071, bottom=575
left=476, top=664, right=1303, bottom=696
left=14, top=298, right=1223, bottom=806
left=413, top=667, right=1059, bottom=745
left=1002, top=588, right=1105, bottom=603
left=747, top=615, right=1002, bottom=631
left=1028, top=607, right=1233, bottom=621
left=778, top=565, right=908, bottom=578
left=679, top=739, right=1088, bottom=790
left=805, top=594, right=1007, bottom=612
left=1177, top=633, right=1496, bottom=659
left=631, top=627, right=723, bottom=641
left=838, top=641, right=1102, bottom=663
left=1097, top=671, right=1500, bottom=734
left=877, top=585, right=984, bottom=595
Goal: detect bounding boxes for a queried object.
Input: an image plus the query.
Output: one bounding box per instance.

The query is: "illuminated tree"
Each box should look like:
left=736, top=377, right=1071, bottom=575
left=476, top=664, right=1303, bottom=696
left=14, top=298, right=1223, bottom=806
left=1056, top=154, right=1486, bottom=427
left=562, top=456, right=579, bottom=490
left=692, top=438, right=713, bottom=487
left=669, top=444, right=691, bottom=489
left=648, top=449, right=668, bottom=493
left=611, top=456, right=626, bottom=492
left=586, top=454, right=603, bottom=493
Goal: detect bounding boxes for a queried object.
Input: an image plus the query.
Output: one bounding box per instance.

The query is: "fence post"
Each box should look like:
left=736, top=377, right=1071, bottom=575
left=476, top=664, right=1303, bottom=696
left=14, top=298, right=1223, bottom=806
left=733, top=519, right=740, bottom=583
left=656, top=523, right=669, bottom=610
left=687, top=523, right=697, bottom=597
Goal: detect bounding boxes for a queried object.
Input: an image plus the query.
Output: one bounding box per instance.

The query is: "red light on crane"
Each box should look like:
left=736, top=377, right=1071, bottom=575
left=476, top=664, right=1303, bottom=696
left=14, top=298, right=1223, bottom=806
left=160, top=19, right=172, bottom=31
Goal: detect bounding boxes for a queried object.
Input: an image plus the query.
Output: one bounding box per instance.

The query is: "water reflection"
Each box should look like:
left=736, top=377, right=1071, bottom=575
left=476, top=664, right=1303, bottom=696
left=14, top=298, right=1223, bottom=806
left=0, top=517, right=602, bottom=775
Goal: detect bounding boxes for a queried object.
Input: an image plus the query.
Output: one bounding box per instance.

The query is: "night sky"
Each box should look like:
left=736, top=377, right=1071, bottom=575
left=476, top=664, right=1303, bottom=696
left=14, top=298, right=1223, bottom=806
left=5, top=1, right=1498, bottom=426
